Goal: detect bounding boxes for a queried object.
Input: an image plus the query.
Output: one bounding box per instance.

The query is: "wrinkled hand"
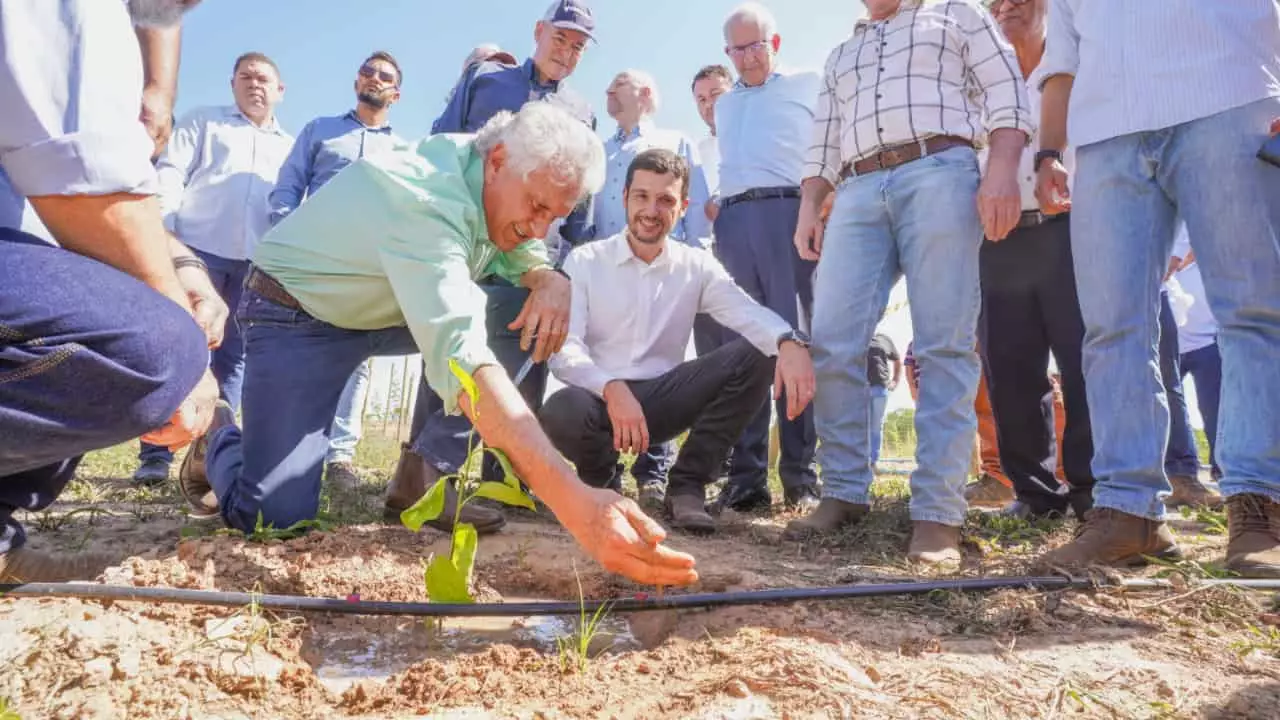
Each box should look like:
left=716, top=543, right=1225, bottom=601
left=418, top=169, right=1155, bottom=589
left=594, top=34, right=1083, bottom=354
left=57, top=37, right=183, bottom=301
left=556, top=486, right=698, bottom=586
left=510, top=269, right=571, bottom=362
left=1035, top=159, right=1072, bottom=215
left=176, top=263, right=228, bottom=348
left=977, top=165, right=1021, bottom=241
left=775, top=341, right=816, bottom=420
left=604, top=381, right=648, bottom=455
left=705, top=198, right=720, bottom=224
left=794, top=197, right=826, bottom=261
left=139, top=86, right=175, bottom=160
left=140, top=368, right=218, bottom=451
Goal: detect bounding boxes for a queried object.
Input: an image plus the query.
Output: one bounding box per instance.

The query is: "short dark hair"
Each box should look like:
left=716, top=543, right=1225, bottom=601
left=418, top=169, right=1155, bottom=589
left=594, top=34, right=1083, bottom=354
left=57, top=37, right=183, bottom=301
left=691, top=64, right=733, bottom=93
left=232, top=52, right=280, bottom=78
left=363, top=50, right=403, bottom=87
left=625, top=149, right=691, bottom=202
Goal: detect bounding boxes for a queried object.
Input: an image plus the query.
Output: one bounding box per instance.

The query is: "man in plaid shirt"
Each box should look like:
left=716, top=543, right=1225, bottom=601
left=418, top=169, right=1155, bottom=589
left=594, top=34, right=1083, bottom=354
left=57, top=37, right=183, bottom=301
left=783, top=0, right=1032, bottom=565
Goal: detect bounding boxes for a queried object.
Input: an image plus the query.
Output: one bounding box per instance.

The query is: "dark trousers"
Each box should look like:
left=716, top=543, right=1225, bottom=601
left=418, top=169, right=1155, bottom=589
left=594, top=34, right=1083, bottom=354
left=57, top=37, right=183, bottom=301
left=406, top=282, right=546, bottom=477
left=0, top=229, right=208, bottom=552
left=140, top=247, right=250, bottom=465
left=1160, top=291, right=1201, bottom=478
left=978, top=214, right=1095, bottom=515
left=712, top=195, right=818, bottom=498
left=1181, top=341, right=1222, bottom=476
left=538, top=339, right=773, bottom=497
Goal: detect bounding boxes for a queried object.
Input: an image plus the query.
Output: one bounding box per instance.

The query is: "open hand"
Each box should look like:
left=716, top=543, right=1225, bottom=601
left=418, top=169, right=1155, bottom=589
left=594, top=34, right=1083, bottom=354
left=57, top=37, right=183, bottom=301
left=774, top=341, right=815, bottom=420
left=794, top=197, right=826, bottom=261
left=140, top=368, right=218, bottom=450
left=604, top=381, right=649, bottom=455
left=556, top=486, right=698, bottom=586
left=510, top=269, right=571, bottom=362
left=977, top=166, right=1021, bottom=241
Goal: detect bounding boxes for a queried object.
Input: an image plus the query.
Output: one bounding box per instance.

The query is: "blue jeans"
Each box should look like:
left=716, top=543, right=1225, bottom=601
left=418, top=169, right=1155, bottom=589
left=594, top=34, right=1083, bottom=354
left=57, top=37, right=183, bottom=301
left=1181, top=342, right=1222, bottom=476
left=1072, top=97, right=1280, bottom=519
left=325, top=362, right=370, bottom=465
left=1160, top=290, right=1200, bottom=478
left=0, top=229, right=207, bottom=551
left=813, top=146, right=983, bottom=526
left=140, top=248, right=249, bottom=465
left=869, top=384, right=890, bottom=465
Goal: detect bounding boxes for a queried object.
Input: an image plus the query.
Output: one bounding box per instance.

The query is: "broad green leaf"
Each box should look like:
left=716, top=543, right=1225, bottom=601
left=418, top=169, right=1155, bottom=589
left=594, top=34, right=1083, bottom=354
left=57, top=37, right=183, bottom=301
left=424, top=554, right=473, bottom=603
left=473, top=481, right=536, bottom=510
left=484, top=447, right=522, bottom=489
left=451, top=522, right=479, bottom=585
left=449, top=359, right=480, bottom=417
left=400, top=477, right=449, bottom=531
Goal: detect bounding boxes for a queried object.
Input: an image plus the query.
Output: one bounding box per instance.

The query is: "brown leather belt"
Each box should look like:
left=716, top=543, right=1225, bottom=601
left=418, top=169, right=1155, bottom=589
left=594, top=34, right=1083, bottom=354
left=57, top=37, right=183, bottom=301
left=1016, top=209, right=1068, bottom=229
left=843, top=135, right=974, bottom=179
left=245, top=266, right=302, bottom=311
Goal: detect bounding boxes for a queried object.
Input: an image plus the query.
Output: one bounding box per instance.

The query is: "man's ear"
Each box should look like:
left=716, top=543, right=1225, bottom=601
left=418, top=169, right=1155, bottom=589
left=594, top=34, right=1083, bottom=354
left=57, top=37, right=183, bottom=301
left=487, top=142, right=508, bottom=176
left=770, top=34, right=781, bottom=53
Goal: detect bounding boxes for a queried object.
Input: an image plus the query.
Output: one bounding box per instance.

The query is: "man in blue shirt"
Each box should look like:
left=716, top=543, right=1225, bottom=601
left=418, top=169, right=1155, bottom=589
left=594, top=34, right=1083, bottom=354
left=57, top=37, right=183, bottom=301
left=267, top=51, right=406, bottom=492
left=0, top=0, right=218, bottom=582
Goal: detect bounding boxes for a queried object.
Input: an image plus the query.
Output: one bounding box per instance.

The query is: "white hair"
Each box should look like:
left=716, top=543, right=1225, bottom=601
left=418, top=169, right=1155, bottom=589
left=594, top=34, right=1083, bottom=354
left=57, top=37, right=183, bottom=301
left=618, top=69, right=661, bottom=115
left=723, top=2, right=778, bottom=42
left=474, top=102, right=606, bottom=199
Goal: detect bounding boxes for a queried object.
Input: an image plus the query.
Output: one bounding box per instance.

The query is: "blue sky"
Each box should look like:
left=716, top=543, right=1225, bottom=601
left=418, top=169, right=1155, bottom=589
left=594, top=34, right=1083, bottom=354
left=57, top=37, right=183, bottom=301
left=174, top=0, right=867, bottom=140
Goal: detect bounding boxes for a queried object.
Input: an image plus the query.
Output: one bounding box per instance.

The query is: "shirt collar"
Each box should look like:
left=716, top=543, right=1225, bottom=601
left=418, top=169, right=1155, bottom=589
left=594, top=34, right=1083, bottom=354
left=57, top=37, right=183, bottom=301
left=224, top=105, right=285, bottom=134
left=344, top=109, right=394, bottom=133
left=734, top=72, right=782, bottom=90
left=612, top=118, right=656, bottom=142
left=854, top=0, right=922, bottom=31
left=524, top=58, right=560, bottom=92
left=613, top=232, right=673, bottom=267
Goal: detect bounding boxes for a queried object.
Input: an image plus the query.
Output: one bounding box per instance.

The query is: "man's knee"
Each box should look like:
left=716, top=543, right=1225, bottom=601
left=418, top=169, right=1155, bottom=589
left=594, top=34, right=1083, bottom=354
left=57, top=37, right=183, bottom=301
left=538, top=387, right=602, bottom=447
left=116, top=299, right=210, bottom=435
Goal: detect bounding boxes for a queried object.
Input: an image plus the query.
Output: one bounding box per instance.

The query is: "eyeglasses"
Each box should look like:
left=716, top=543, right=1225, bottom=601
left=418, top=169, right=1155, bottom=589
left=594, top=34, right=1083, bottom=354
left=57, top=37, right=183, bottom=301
left=358, top=65, right=398, bottom=85
left=725, top=40, right=768, bottom=57
left=983, top=0, right=1031, bottom=9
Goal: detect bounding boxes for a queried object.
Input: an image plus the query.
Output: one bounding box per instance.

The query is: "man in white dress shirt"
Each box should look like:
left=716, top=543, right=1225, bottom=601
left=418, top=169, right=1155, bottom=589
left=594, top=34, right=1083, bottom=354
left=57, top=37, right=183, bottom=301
left=540, top=149, right=816, bottom=533
left=133, top=51, right=293, bottom=485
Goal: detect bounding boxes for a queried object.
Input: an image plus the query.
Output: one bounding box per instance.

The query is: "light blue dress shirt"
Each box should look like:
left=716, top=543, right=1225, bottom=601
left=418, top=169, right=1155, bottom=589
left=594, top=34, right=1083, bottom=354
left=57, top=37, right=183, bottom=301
left=1043, top=0, right=1280, bottom=148
left=589, top=121, right=711, bottom=246
left=0, top=0, right=157, bottom=231
left=157, top=106, right=295, bottom=260
left=713, top=70, right=821, bottom=199
left=268, top=110, right=405, bottom=226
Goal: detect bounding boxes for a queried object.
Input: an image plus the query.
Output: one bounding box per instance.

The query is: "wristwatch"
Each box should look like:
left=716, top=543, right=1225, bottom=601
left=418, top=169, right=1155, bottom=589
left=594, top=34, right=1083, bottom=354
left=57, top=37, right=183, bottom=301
left=1034, top=149, right=1063, bottom=172
left=777, top=329, right=811, bottom=350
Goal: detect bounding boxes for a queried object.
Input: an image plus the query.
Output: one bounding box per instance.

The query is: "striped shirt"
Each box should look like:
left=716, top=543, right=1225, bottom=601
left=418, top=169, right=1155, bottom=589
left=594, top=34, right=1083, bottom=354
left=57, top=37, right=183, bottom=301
left=1043, top=0, right=1280, bottom=148
left=803, top=0, right=1033, bottom=186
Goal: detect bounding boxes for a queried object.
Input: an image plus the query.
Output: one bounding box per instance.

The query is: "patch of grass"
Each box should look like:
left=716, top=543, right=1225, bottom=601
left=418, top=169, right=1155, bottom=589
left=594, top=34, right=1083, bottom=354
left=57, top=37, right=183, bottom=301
left=1177, top=504, right=1228, bottom=535
left=555, top=565, right=612, bottom=674
left=244, top=513, right=334, bottom=544
left=1231, top=624, right=1280, bottom=658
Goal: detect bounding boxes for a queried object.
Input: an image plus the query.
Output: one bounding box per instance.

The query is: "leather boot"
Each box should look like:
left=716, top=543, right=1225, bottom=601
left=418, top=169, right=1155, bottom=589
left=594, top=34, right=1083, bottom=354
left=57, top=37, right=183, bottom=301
left=907, top=521, right=962, bottom=566
left=782, top=498, right=870, bottom=540
left=1168, top=474, right=1224, bottom=509
left=384, top=444, right=506, bottom=535
left=0, top=547, right=116, bottom=583
left=1037, top=507, right=1181, bottom=569
left=665, top=492, right=716, bottom=534
left=178, top=400, right=236, bottom=519
left=1225, top=494, right=1280, bottom=578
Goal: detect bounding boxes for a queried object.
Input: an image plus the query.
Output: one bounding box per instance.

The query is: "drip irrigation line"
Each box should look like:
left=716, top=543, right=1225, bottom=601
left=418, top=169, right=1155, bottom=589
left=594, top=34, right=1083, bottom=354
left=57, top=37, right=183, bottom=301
left=2, top=576, right=1278, bottom=618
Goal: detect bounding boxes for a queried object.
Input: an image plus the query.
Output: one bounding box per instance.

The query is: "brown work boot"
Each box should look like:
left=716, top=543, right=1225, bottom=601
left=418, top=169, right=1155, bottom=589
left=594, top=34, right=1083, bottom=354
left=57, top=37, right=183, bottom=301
left=665, top=493, right=716, bottom=534
left=1225, top=494, right=1280, bottom=578
left=383, top=444, right=506, bottom=535
left=964, top=473, right=1015, bottom=509
left=782, top=498, right=870, bottom=540
left=0, top=547, right=116, bottom=583
left=325, top=461, right=363, bottom=492
left=908, top=521, right=962, bottom=566
left=1167, top=474, right=1224, bottom=510
left=1037, top=507, right=1181, bottom=569
left=177, top=400, right=237, bottom=519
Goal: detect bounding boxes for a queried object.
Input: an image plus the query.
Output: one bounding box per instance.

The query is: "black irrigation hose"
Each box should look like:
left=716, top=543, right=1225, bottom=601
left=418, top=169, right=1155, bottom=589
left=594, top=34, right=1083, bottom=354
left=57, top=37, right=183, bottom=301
left=3, top=576, right=1279, bottom=618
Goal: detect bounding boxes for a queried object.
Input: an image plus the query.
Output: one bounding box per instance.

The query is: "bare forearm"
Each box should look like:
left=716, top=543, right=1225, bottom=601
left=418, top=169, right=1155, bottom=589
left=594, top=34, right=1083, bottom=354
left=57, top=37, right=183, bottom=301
left=1039, top=74, right=1073, bottom=152
left=985, top=127, right=1027, bottom=174
left=799, top=177, right=834, bottom=213
left=28, top=193, right=188, bottom=309
left=136, top=25, right=182, bottom=102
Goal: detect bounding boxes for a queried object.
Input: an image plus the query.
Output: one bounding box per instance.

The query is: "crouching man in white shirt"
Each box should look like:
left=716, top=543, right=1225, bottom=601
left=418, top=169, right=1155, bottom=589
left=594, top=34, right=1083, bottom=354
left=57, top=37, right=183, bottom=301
left=541, top=148, right=816, bottom=533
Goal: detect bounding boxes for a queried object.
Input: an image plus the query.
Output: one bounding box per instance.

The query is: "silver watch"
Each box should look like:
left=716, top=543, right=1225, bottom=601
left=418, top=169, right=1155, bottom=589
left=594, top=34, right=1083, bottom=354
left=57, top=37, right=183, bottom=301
left=777, top=329, right=812, bottom=350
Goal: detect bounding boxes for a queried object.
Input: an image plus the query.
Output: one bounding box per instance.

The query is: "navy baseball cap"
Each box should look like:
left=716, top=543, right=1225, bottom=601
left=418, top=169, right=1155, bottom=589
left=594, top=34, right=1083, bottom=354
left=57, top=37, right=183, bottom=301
left=542, top=0, right=596, bottom=41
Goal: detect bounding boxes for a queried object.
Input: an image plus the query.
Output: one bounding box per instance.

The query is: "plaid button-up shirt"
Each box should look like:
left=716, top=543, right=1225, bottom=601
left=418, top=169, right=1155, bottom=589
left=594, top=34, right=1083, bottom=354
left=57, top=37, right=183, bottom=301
left=803, top=0, right=1034, bottom=185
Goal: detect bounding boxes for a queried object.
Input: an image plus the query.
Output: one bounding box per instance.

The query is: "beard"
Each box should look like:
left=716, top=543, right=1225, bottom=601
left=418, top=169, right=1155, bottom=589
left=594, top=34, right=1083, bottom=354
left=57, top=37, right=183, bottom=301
left=127, top=0, right=191, bottom=27
left=358, top=90, right=390, bottom=109
left=627, top=217, right=668, bottom=245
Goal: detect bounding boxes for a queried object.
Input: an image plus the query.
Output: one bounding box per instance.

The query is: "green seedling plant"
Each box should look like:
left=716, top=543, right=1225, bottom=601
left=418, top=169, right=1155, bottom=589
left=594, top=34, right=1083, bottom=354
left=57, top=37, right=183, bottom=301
left=556, top=564, right=613, bottom=674
left=400, top=361, right=536, bottom=603
left=0, top=697, right=21, bottom=720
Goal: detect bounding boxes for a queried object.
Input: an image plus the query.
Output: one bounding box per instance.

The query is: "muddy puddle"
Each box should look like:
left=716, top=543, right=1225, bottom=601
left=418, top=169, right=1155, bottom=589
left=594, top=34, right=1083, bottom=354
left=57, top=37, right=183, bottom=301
left=301, top=598, right=641, bottom=694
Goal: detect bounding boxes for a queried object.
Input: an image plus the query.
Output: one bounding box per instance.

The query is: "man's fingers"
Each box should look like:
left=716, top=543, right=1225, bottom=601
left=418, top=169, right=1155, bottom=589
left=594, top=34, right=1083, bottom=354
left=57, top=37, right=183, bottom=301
left=638, top=420, right=650, bottom=458
left=773, top=363, right=783, bottom=401
left=607, top=553, right=699, bottom=586
left=507, top=304, right=529, bottom=332
left=620, top=500, right=668, bottom=545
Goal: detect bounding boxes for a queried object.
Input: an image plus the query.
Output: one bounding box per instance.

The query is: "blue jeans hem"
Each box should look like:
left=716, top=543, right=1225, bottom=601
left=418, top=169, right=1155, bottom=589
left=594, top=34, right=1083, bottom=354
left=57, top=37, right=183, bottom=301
left=822, top=479, right=873, bottom=506
left=1221, top=484, right=1280, bottom=505
left=1092, top=495, right=1168, bottom=522
left=908, top=509, right=965, bottom=527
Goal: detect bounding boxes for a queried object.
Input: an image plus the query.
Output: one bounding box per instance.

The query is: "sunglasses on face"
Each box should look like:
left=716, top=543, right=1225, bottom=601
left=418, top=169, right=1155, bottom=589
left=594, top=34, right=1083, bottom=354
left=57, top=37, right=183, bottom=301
left=358, top=65, right=398, bottom=85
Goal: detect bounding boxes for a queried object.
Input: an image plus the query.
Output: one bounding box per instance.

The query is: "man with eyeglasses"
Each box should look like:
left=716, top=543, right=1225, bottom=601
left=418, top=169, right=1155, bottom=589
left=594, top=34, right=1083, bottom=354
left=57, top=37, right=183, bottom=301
left=390, top=0, right=597, bottom=528
left=1034, top=0, right=1280, bottom=576
left=786, top=0, right=1032, bottom=565
left=213, top=51, right=406, bottom=496
left=705, top=2, right=822, bottom=516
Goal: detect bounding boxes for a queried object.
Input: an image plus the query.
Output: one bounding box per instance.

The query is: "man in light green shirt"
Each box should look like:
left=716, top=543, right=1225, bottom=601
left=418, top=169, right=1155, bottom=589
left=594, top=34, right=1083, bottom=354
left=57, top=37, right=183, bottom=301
left=177, top=103, right=699, bottom=587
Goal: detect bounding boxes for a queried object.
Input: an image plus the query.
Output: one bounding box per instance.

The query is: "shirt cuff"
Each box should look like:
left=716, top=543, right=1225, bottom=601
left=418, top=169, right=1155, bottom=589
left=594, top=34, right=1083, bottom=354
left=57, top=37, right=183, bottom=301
left=2, top=127, right=157, bottom=199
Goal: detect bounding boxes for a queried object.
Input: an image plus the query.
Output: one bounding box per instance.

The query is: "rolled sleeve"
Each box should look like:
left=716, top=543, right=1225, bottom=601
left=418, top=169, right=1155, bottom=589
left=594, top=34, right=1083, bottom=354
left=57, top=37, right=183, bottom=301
left=802, top=51, right=844, bottom=186
left=1040, top=0, right=1080, bottom=86
left=961, top=4, right=1036, bottom=137
left=548, top=250, right=613, bottom=397
left=379, top=211, right=500, bottom=415
left=0, top=1, right=157, bottom=201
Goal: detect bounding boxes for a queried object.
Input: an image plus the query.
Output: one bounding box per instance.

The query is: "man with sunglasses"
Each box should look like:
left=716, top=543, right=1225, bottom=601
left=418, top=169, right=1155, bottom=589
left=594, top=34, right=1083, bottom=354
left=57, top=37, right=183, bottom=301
left=704, top=2, right=822, bottom=516
left=261, top=51, right=407, bottom=495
